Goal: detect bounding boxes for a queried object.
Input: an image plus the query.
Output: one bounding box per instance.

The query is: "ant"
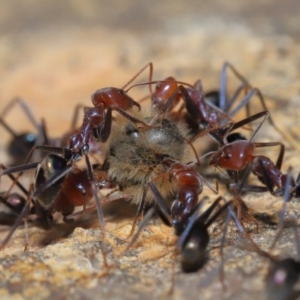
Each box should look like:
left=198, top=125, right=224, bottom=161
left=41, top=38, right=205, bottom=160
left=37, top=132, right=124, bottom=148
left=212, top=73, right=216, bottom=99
left=0, top=152, right=115, bottom=255
left=254, top=169, right=300, bottom=300
left=0, top=97, right=106, bottom=166
left=266, top=256, right=300, bottom=300
left=0, top=63, right=164, bottom=258
left=0, top=164, right=32, bottom=226
left=0, top=97, right=44, bottom=165
left=0, top=164, right=49, bottom=249
left=148, top=62, right=290, bottom=146
left=68, top=63, right=154, bottom=158
left=208, top=109, right=300, bottom=201
left=146, top=156, right=219, bottom=235
left=66, top=62, right=253, bottom=162
left=148, top=187, right=230, bottom=273
left=115, top=128, right=223, bottom=271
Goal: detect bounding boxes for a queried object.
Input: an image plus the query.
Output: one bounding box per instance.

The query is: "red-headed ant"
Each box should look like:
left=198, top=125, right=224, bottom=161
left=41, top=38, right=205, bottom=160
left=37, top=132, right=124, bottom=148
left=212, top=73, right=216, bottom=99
left=149, top=62, right=292, bottom=147
left=209, top=109, right=300, bottom=201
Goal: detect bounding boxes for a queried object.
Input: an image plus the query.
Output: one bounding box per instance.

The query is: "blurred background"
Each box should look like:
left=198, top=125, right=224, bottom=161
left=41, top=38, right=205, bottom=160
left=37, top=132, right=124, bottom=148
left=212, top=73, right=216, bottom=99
left=0, top=0, right=299, bottom=140
left=0, top=1, right=300, bottom=299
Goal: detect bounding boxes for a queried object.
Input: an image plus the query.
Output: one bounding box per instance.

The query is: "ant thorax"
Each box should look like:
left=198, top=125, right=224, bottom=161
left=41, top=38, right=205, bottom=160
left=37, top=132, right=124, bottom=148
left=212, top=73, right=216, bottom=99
left=102, top=111, right=194, bottom=205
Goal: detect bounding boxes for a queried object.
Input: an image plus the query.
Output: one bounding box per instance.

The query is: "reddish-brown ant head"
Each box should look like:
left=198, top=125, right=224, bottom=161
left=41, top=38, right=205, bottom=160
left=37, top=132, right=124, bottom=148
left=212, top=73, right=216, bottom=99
left=151, top=77, right=181, bottom=110
left=209, top=141, right=255, bottom=171
left=91, top=87, right=140, bottom=110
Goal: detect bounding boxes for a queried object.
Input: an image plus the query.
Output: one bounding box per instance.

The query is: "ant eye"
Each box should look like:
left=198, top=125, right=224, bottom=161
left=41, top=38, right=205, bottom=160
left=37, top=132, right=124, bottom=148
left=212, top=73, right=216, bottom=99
left=117, top=89, right=125, bottom=94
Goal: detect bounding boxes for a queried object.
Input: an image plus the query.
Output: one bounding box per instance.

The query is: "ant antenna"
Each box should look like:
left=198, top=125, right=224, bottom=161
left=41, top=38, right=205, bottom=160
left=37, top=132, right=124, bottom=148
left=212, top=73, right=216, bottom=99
left=122, top=62, right=153, bottom=94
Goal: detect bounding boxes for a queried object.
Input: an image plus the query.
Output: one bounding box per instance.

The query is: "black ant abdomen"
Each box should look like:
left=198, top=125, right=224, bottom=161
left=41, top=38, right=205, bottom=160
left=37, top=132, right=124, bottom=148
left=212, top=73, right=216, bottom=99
left=266, top=258, right=300, bottom=300
left=180, top=221, right=209, bottom=273
left=7, top=132, right=37, bottom=166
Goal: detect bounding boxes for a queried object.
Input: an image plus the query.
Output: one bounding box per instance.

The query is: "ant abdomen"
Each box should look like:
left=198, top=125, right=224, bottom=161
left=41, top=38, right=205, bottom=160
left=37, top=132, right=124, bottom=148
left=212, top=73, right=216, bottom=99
left=35, top=154, right=68, bottom=208
left=180, top=221, right=209, bottom=273
left=7, top=132, right=36, bottom=166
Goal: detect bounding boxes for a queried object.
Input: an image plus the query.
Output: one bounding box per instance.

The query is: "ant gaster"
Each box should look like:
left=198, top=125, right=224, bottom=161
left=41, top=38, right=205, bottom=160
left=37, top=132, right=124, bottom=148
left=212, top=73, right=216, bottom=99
left=264, top=170, right=300, bottom=300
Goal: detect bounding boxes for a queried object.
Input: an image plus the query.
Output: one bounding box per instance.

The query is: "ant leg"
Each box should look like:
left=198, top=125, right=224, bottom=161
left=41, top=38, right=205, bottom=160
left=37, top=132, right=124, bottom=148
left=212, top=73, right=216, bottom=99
left=84, top=153, right=109, bottom=268
left=0, top=118, right=18, bottom=138
left=219, top=211, right=231, bottom=291
left=0, top=97, right=40, bottom=130
left=0, top=162, right=39, bottom=196
left=254, top=142, right=285, bottom=169
left=65, top=194, right=132, bottom=219
left=228, top=204, right=272, bottom=259
left=1, top=143, right=72, bottom=185
left=0, top=184, right=33, bottom=250
left=126, top=194, right=145, bottom=239
left=220, top=62, right=267, bottom=117
left=167, top=249, right=178, bottom=296
left=119, top=207, right=155, bottom=257
left=1, top=162, right=39, bottom=177
left=228, top=88, right=265, bottom=120
left=23, top=213, right=30, bottom=251
left=148, top=182, right=171, bottom=224
left=122, top=62, right=154, bottom=94
left=269, top=168, right=293, bottom=250
left=92, top=106, right=149, bottom=143
left=230, top=168, right=260, bottom=229
left=204, top=199, right=233, bottom=227
left=200, top=175, right=219, bottom=194
left=229, top=110, right=269, bottom=134
left=224, top=82, right=249, bottom=112
left=221, top=65, right=300, bottom=150
left=219, top=62, right=251, bottom=112
left=69, top=104, right=85, bottom=132
left=0, top=164, right=30, bottom=197
left=32, top=165, right=73, bottom=199
left=38, top=119, right=50, bottom=146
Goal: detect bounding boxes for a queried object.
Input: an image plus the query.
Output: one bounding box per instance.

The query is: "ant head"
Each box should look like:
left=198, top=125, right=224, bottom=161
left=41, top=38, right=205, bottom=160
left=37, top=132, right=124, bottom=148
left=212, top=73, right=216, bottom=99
left=151, top=77, right=181, bottom=110
left=209, top=141, right=254, bottom=171
left=91, top=87, right=140, bottom=111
